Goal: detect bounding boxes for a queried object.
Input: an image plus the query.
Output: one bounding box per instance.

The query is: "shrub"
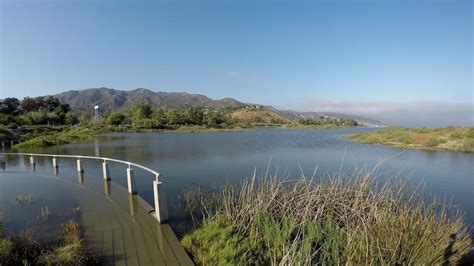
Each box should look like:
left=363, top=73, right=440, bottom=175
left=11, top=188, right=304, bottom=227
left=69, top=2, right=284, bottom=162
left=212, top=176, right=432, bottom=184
left=465, top=128, right=474, bottom=139
left=422, top=137, right=440, bottom=148
left=461, top=139, right=474, bottom=152
left=0, top=239, right=12, bottom=263
left=181, top=215, right=262, bottom=265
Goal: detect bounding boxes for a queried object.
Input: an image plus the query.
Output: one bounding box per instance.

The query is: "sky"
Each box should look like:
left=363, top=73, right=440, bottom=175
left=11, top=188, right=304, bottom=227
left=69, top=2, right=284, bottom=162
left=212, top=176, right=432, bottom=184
left=0, top=0, right=472, bottom=126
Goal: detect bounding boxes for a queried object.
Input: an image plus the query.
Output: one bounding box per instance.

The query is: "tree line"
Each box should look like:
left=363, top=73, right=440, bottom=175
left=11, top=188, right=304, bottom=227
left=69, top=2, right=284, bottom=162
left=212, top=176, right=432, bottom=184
left=105, top=103, right=234, bottom=128
left=1, top=96, right=359, bottom=129
left=0, top=97, right=236, bottom=129
left=0, top=97, right=79, bottom=126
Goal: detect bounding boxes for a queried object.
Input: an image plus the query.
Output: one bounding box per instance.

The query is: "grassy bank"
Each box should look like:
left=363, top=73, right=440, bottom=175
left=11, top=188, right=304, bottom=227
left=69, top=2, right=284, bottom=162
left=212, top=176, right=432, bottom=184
left=180, top=171, right=472, bottom=265
left=13, top=126, right=107, bottom=149
left=283, top=123, right=353, bottom=130
left=346, top=127, right=474, bottom=152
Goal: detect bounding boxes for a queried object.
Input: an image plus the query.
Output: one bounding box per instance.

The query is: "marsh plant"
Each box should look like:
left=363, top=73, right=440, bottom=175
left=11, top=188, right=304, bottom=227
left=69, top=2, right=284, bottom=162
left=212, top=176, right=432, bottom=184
left=0, top=218, right=98, bottom=265
left=39, top=207, right=50, bottom=221
left=15, top=194, right=34, bottom=205
left=181, top=170, right=472, bottom=265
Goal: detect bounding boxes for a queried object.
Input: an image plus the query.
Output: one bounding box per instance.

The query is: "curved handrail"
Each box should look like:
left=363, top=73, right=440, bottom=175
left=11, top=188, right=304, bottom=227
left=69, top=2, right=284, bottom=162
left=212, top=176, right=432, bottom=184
left=1, top=152, right=169, bottom=223
left=0, top=152, right=160, bottom=181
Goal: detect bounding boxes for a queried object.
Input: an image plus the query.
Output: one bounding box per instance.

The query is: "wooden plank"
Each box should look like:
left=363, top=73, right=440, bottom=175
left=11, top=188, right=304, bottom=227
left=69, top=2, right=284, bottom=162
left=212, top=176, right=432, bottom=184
left=140, top=224, right=169, bottom=265
left=122, top=225, right=140, bottom=266
left=113, top=228, right=127, bottom=266
left=85, top=229, right=104, bottom=260
left=149, top=224, right=180, bottom=266
left=132, top=225, right=153, bottom=266
left=102, top=229, right=114, bottom=265
left=161, top=224, right=194, bottom=266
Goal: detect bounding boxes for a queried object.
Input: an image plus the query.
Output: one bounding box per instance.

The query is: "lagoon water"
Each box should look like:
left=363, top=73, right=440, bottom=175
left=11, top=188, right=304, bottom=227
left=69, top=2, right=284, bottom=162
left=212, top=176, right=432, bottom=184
left=3, top=128, right=474, bottom=235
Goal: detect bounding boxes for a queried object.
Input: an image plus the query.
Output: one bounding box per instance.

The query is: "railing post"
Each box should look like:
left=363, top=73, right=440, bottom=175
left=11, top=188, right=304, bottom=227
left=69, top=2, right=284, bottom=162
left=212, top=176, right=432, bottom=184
left=153, top=175, right=168, bottom=223
left=29, top=155, right=35, bottom=165
left=1, top=159, right=5, bottom=171
left=52, top=157, right=58, bottom=168
left=1, top=142, right=4, bottom=148
left=10, top=140, right=13, bottom=146
left=102, top=161, right=110, bottom=180
left=127, top=165, right=136, bottom=194
left=76, top=158, right=83, bottom=173
left=78, top=172, right=84, bottom=184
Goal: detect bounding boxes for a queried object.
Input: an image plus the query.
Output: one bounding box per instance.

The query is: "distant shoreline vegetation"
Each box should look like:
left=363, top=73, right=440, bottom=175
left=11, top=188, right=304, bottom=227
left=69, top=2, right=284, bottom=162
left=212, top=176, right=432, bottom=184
left=345, top=127, right=474, bottom=153
left=1, top=96, right=360, bottom=149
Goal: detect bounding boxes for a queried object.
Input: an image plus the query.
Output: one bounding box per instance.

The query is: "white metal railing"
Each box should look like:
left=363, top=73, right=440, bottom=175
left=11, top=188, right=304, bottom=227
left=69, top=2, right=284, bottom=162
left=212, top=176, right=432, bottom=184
left=0, top=152, right=168, bottom=223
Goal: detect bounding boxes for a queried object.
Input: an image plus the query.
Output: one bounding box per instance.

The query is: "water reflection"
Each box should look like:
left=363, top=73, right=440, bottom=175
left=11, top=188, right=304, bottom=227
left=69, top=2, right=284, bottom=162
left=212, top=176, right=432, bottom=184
left=53, top=166, right=59, bottom=177
left=77, top=171, right=84, bottom=185
left=103, top=180, right=111, bottom=197
left=128, top=194, right=136, bottom=217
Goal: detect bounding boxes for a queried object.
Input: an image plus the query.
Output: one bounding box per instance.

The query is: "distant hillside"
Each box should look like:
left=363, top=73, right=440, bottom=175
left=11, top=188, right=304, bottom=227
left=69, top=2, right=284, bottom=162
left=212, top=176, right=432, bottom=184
left=49, top=87, right=383, bottom=125
left=278, top=110, right=385, bottom=127
left=54, top=87, right=247, bottom=113
left=231, top=108, right=291, bottom=124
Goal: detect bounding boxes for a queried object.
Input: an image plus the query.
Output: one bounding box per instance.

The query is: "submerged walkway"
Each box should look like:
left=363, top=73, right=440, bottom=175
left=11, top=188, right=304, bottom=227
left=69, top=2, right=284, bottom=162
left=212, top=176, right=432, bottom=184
left=79, top=181, right=193, bottom=266
left=0, top=170, right=193, bottom=266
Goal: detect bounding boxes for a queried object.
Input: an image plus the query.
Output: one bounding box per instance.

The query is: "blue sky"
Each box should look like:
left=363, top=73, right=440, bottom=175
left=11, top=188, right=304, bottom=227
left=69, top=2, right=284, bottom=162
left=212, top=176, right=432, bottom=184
left=0, top=0, right=472, bottom=112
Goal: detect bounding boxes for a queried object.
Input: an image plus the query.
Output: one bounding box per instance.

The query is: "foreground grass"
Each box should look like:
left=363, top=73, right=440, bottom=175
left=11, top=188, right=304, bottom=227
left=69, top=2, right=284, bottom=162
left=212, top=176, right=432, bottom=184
left=0, top=218, right=97, bottom=265
left=180, top=171, right=472, bottom=265
left=346, top=127, right=474, bottom=152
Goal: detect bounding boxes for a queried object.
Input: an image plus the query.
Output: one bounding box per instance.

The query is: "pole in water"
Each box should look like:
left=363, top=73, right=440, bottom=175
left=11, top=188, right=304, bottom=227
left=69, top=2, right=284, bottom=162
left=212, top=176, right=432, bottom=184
left=102, top=161, right=110, bottom=180
left=127, top=166, right=137, bottom=194
left=76, top=159, right=83, bottom=173
left=153, top=177, right=169, bottom=223
left=29, top=156, right=35, bottom=165
left=52, top=157, right=58, bottom=168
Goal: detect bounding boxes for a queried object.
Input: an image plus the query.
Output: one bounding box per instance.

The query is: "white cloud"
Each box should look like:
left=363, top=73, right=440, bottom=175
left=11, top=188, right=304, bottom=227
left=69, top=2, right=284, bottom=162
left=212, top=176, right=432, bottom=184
left=294, top=100, right=474, bottom=127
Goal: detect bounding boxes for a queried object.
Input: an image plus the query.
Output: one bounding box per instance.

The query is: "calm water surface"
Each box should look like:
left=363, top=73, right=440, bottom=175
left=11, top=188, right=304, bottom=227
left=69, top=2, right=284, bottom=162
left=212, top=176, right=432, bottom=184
left=4, top=128, right=474, bottom=235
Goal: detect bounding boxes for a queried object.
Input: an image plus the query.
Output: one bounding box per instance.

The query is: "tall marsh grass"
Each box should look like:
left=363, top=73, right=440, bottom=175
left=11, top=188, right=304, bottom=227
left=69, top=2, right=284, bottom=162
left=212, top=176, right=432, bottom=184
left=181, top=170, right=472, bottom=265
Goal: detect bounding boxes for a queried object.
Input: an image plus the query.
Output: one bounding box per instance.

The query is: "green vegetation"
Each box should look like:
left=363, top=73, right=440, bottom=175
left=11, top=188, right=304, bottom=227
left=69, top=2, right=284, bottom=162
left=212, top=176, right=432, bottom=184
left=37, top=220, right=96, bottom=265
left=14, top=126, right=106, bottom=149
left=2, top=96, right=359, bottom=148
left=0, top=127, right=15, bottom=141
left=181, top=171, right=471, bottom=265
left=230, top=108, right=289, bottom=124
left=346, top=127, right=474, bottom=152
left=0, top=216, right=97, bottom=265
left=15, top=194, right=34, bottom=205
left=0, top=96, right=77, bottom=127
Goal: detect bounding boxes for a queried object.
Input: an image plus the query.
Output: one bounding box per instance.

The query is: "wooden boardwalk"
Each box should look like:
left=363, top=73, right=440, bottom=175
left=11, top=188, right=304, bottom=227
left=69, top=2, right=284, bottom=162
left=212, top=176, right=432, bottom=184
left=79, top=181, right=194, bottom=266
left=0, top=153, right=194, bottom=265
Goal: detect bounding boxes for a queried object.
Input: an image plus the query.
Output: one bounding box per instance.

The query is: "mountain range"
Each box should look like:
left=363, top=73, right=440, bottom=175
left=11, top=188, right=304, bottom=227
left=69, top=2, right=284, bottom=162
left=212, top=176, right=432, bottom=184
left=52, top=87, right=384, bottom=126
left=54, top=87, right=246, bottom=113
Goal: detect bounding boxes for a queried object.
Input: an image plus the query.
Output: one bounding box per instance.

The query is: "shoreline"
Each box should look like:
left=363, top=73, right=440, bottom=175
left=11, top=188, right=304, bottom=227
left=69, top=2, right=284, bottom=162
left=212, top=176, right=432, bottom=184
left=345, top=127, right=474, bottom=153
left=12, top=125, right=361, bottom=149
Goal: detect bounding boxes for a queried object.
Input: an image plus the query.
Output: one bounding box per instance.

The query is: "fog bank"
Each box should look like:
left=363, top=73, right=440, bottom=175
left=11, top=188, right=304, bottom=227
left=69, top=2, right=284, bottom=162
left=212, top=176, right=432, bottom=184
left=296, top=100, right=473, bottom=127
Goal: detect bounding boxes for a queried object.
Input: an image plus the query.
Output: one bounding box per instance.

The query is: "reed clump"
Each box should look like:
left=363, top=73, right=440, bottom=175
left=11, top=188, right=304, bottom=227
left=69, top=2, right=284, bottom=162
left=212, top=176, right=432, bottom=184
left=181, top=170, right=472, bottom=265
